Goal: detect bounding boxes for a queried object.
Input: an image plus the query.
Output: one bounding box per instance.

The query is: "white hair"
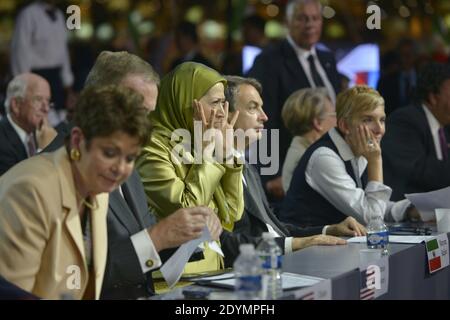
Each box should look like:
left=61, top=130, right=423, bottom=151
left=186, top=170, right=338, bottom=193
left=286, top=0, right=323, bottom=24
left=4, top=76, right=28, bottom=114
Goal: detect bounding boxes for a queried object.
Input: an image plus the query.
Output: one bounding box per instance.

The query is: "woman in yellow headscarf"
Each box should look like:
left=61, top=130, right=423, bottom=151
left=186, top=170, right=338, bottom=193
left=136, top=62, right=244, bottom=273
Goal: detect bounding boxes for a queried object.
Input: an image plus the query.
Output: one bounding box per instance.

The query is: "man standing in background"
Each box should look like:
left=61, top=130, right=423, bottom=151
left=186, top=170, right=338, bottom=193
left=11, top=0, right=74, bottom=125
left=248, top=0, right=339, bottom=202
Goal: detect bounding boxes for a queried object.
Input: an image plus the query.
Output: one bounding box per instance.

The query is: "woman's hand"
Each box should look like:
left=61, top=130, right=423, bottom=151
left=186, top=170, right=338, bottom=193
left=217, top=102, right=239, bottom=162
left=193, top=99, right=217, bottom=161
left=193, top=99, right=239, bottom=163
left=346, top=125, right=381, bottom=161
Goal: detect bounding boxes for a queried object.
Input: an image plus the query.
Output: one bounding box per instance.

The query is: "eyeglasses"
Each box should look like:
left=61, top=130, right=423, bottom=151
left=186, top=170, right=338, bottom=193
left=23, top=95, right=54, bottom=109
left=321, top=112, right=337, bottom=118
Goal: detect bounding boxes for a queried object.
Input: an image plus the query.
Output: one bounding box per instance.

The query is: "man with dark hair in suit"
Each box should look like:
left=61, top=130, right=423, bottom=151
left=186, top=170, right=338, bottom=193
left=383, top=62, right=450, bottom=201
left=247, top=0, right=340, bottom=202
left=220, top=75, right=365, bottom=266
left=377, top=38, right=419, bottom=116
left=44, top=51, right=222, bottom=299
left=0, top=73, right=56, bottom=176
left=170, top=21, right=214, bottom=71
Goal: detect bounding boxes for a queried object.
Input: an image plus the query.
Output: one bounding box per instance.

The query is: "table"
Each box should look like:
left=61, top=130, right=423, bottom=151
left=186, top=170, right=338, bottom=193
left=282, top=235, right=450, bottom=299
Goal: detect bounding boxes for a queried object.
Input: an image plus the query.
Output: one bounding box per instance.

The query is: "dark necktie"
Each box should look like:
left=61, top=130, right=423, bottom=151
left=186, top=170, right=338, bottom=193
left=438, top=128, right=448, bottom=160
left=27, top=134, right=36, bottom=157
left=307, top=54, right=325, bottom=87
left=243, top=164, right=287, bottom=237
left=45, top=8, right=57, bottom=22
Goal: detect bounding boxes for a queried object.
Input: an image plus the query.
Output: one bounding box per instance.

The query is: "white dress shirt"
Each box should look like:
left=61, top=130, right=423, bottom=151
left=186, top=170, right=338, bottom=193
left=286, top=35, right=336, bottom=104
left=237, top=150, right=295, bottom=253
left=305, top=128, right=409, bottom=224
left=422, top=104, right=444, bottom=160
left=117, top=186, right=161, bottom=274
left=11, top=2, right=73, bottom=87
left=282, top=136, right=311, bottom=192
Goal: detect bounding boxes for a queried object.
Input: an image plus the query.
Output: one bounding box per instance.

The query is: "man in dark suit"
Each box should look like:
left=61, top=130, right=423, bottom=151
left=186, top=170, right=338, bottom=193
left=377, top=38, right=418, bottom=116
left=247, top=0, right=340, bottom=202
left=169, top=21, right=214, bottom=71
left=220, top=76, right=364, bottom=266
left=44, top=51, right=222, bottom=299
left=383, top=62, right=450, bottom=201
left=0, top=73, right=56, bottom=176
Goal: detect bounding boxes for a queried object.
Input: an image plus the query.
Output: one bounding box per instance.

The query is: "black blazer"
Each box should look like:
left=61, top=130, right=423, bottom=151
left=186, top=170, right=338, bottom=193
left=0, top=275, right=39, bottom=300
left=377, top=70, right=416, bottom=115
left=383, top=104, right=450, bottom=200
left=100, top=170, right=157, bottom=300
left=220, top=164, right=323, bottom=267
left=247, top=39, right=340, bottom=179
left=0, top=117, right=28, bottom=176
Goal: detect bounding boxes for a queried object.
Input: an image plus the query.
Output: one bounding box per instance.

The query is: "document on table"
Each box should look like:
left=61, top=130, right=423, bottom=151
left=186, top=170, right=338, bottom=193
left=195, top=272, right=324, bottom=290
left=347, top=235, right=435, bottom=244
left=160, top=227, right=224, bottom=288
left=405, top=186, right=450, bottom=221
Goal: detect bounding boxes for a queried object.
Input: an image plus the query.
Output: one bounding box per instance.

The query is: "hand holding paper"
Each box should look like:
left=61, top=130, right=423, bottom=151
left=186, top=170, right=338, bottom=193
left=160, top=226, right=224, bottom=288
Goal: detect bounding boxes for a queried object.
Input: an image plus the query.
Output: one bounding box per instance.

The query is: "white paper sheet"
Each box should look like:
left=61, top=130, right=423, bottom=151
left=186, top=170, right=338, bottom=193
left=405, top=187, right=450, bottom=221
left=347, top=235, right=435, bottom=244
left=202, top=272, right=323, bottom=290
left=160, top=227, right=220, bottom=288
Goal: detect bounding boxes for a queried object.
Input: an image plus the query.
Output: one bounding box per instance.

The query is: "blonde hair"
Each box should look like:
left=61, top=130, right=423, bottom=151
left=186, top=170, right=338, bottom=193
left=282, top=87, right=331, bottom=136
left=336, top=85, right=384, bottom=123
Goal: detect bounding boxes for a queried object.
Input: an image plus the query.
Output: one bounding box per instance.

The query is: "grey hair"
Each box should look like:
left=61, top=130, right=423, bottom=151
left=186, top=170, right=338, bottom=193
left=4, top=76, right=28, bottom=114
left=224, top=75, right=262, bottom=112
left=286, top=0, right=323, bottom=24
left=85, top=51, right=160, bottom=88
left=282, top=87, right=331, bottom=136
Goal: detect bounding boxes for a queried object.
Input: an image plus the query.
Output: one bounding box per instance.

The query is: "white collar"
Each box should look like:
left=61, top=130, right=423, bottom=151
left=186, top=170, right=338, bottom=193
left=291, top=135, right=312, bottom=149
left=422, top=104, right=441, bottom=132
left=329, top=127, right=368, bottom=174
left=234, top=148, right=246, bottom=164
left=7, top=114, right=29, bottom=146
left=286, top=35, right=317, bottom=59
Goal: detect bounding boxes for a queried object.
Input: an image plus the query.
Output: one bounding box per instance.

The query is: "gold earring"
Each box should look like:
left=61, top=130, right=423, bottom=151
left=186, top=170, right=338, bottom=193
left=70, top=149, right=81, bottom=161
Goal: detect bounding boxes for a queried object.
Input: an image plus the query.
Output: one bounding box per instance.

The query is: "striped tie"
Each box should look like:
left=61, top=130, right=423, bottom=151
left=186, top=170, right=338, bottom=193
left=27, top=134, right=36, bottom=156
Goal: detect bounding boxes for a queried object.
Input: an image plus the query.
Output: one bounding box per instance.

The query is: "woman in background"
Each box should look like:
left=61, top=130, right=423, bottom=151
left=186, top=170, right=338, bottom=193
left=281, top=88, right=336, bottom=192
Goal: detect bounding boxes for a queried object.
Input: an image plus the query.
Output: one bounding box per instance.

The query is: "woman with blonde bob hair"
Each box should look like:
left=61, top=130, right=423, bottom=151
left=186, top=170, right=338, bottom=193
left=281, top=85, right=413, bottom=227
left=281, top=87, right=336, bottom=192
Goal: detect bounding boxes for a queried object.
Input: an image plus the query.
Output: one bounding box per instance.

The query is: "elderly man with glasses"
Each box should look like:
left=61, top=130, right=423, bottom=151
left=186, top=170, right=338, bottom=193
left=0, top=73, right=57, bottom=176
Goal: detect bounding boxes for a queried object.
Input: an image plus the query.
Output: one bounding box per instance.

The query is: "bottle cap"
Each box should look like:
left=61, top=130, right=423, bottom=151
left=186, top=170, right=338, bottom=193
left=262, top=232, right=273, bottom=239
left=239, top=244, right=255, bottom=254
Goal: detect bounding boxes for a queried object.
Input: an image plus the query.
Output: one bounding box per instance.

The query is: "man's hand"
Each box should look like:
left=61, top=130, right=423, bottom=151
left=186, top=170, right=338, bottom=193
left=406, top=206, right=422, bottom=222
left=147, top=206, right=222, bottom=252
left=292, top=235, right=347, bottom=251
left=36, top=117, right=57, bottom=149
left=326, top=217, right=366, bottom=237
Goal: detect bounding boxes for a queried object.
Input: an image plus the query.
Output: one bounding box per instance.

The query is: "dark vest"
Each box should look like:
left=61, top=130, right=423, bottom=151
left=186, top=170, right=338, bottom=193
left=280, top=132, right=368, bottom=227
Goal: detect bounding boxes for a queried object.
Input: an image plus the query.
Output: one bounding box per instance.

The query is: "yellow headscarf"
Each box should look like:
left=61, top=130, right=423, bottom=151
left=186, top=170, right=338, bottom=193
left=149, top=62, right=241, bottom=231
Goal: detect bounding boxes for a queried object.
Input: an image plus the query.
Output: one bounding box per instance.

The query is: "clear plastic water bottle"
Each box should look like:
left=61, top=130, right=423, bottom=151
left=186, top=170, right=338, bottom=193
left=256, top=232, right=283, bottom=300
left=366, top=214, right=389, bottom=256
left=234, top=244, right=262, bottom=300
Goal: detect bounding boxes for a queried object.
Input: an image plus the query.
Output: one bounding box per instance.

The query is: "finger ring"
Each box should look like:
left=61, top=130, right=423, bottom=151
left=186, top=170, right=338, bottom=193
left=367, top=139, right=375, bottom=148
